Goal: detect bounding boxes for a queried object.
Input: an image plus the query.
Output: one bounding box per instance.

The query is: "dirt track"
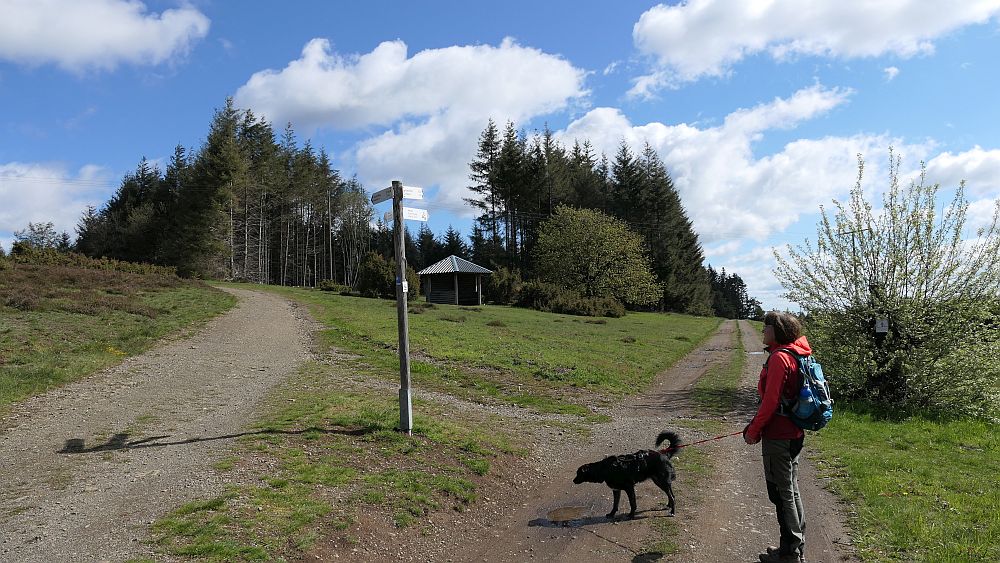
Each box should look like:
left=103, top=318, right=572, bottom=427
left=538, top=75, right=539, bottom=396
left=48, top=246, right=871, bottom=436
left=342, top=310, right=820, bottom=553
left=0, top=288, right=313, bottom=563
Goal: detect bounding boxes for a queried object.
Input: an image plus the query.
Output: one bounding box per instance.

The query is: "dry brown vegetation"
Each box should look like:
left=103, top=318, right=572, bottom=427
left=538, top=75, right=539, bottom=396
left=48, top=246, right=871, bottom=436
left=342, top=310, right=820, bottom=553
left=0, top=254, right=235, bottom=408
left=0, top=262, right=184, bottom=317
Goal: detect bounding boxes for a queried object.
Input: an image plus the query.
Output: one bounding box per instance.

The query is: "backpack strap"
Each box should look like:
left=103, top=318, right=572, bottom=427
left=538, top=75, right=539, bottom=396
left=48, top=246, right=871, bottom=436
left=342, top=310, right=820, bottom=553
left=769, top=348, right=804, bottom=415
left=773, top=347, right=804, bottom=362
left=768, top=347, right=802, bottom=376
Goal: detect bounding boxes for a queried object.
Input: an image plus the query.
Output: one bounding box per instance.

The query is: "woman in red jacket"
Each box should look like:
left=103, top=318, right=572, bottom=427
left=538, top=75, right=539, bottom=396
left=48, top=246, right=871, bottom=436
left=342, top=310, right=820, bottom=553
left=744, top=311, right=809, bottom=563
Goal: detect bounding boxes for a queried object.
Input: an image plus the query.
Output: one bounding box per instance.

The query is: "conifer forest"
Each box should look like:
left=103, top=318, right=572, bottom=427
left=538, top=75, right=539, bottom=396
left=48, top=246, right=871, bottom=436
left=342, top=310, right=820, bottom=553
left=68, top=100, right=761, bottom=318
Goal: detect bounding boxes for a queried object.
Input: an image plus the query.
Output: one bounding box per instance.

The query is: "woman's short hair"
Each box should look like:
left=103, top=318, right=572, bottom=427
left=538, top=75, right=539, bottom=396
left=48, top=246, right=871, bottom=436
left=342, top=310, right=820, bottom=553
left=763, top=311, right=802, bottom=345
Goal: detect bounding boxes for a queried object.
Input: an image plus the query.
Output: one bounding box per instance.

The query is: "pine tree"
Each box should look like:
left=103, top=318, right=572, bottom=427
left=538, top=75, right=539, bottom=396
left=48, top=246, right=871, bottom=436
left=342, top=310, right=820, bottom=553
left=568, top=140, right=605, bottom=210
left=610, top=142, right=642, bottom=219
left=469, top=225, right=488, bottom=266
left=74, top=205, right=106, bottom=258
left=337, top=177, right=372, bottom=288
left=156, top=145, right=192, bottom=267
left=540, top=126, right=570, bottom=212
left=78, top=157, right=165, bottom=263
left=318, top=149, right=343, bottom=283
left=236, top=110, right=279, bottom=283
left=496, top=121, right=526, bottom=268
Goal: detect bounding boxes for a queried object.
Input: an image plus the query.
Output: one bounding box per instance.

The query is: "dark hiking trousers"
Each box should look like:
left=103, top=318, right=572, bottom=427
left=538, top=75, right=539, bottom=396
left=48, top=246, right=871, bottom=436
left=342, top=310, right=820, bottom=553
left=762, top=437, right=805, bottom=557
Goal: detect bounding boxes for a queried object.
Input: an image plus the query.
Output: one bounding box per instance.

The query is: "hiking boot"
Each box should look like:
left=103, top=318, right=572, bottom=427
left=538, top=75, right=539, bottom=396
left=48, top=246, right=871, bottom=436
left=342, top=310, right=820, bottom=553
left=759, top=549, right=804, bottom=563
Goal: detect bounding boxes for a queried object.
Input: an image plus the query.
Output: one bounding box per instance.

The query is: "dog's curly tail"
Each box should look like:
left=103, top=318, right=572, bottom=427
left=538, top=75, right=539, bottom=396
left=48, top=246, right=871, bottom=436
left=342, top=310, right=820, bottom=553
left=656, top=430, right=682, bottom=458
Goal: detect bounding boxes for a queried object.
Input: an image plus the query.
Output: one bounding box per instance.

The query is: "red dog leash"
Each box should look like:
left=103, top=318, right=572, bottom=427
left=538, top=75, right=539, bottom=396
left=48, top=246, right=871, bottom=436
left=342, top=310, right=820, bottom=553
left=659, top=430, right=744, bottom=454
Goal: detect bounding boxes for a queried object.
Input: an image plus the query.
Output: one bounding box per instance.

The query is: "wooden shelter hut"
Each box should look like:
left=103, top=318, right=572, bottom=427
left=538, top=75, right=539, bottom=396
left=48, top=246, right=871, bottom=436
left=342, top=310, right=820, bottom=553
left=417, top=256, right=492, bottom=305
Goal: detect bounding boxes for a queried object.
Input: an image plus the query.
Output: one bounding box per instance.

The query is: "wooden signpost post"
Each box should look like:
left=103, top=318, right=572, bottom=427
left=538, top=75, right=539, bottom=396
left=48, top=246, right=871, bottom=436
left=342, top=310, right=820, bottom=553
left=371, top=180, right=427, bottom=435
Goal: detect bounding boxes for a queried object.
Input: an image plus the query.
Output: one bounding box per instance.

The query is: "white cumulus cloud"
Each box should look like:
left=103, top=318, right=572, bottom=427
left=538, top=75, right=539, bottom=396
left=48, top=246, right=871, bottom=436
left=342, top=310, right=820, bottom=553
left=0, top=0, right=210, bottom=72
left=966, top=198, right=1000, bottom=234
left=883, top=66, right=900, bottom=81
left=925, top=146, right=1000, bottom=197
left=630, top=0, right=1000, bottom=95
left=0, top=162, right=112, bottom=238
left=234, top=37, right=589, bottom=205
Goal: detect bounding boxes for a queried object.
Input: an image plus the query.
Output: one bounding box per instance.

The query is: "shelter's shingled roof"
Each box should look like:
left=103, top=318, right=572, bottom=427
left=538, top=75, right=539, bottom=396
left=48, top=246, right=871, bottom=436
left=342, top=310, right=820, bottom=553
left=417, top=255, right=492, bottom=275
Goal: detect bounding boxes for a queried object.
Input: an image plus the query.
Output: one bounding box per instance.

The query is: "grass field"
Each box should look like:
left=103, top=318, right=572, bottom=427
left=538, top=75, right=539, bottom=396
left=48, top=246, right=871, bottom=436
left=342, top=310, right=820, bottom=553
left=0, top=261, right=235, bottom=410
left=229, top=285, right=720, bottom=417
left=812, top=410, right=999, bottom=562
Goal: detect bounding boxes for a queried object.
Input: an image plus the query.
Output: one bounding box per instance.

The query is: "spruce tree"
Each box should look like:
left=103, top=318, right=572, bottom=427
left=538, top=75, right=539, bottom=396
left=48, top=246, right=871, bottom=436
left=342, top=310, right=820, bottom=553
left=175, top=98, right=246, bottom=278
left=442, top=225, right=469, bottom=258
left=466, top=120, right=502, bottom=260
left=636, top=143, right=712, bottom=315
left=415, top=224, right=439, bottom=269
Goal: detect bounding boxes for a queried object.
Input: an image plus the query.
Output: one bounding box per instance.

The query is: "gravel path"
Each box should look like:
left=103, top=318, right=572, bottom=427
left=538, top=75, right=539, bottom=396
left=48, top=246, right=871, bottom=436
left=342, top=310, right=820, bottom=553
left=0, top=287, right=314, bottom=563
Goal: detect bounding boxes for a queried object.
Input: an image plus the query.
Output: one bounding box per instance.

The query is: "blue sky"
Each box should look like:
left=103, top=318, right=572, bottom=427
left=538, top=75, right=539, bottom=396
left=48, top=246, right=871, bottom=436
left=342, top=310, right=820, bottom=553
left=2, top=0, right=1000, bottom=310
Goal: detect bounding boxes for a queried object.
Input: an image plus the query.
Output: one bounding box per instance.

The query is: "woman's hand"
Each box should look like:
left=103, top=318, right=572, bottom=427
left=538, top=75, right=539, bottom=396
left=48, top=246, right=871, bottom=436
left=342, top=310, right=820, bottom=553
left=743, top=423, right=761, bottom=445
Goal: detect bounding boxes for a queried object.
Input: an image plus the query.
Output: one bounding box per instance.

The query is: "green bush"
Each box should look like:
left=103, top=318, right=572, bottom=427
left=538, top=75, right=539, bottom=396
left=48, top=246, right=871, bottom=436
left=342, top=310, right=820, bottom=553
left=317, top=280, right=350, bottom=293
left=809, top=299, right=1000, bottom=421
left=355, top=252, right=420, bottom=299
left=485, top=266, right=522, bottom=305
left=514, top=281, right=625, bottom=318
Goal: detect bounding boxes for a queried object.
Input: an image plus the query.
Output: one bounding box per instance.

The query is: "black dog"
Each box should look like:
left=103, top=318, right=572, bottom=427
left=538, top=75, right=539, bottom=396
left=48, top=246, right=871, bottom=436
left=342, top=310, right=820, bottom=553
left=572, top=430, right=680, bottom=519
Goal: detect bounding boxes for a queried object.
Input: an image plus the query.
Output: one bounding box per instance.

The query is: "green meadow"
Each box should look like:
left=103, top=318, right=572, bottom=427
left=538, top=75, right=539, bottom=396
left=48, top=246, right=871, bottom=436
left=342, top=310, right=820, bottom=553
left=238, top=285, right=721, bottom=416
left=812, top=410, right=999, bottom=562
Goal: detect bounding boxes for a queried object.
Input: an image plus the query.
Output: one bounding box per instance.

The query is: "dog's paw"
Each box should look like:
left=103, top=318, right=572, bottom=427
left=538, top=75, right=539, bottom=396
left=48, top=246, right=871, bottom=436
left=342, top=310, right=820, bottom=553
left=605, top=512, right=617, bottom=520
left=626, top=512, right=636, bottom=520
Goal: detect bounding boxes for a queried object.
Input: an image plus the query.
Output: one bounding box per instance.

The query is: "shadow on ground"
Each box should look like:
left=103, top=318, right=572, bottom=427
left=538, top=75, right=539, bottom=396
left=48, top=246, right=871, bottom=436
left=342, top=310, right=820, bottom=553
left=58, top=426, right=375, bottom=454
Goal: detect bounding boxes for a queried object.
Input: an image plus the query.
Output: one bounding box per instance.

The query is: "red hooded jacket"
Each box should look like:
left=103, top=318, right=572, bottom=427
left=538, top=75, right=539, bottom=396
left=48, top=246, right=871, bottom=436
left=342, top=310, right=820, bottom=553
left=747, top=335, right=811, bottom=441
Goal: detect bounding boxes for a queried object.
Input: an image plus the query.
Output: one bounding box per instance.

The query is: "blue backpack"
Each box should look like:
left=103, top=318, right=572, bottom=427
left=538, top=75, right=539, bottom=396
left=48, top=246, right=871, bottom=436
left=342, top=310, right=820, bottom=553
left=772, top=348, right=834, bottom=431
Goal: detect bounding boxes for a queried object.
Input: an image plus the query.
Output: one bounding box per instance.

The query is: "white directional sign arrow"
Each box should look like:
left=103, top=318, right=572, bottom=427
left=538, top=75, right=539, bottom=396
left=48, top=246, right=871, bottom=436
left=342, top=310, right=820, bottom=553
left=402, top=207, right=429, bottom=222
left=371, top=186, right=393, bottom=205
left=401, top=186, right=423, bottom=200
